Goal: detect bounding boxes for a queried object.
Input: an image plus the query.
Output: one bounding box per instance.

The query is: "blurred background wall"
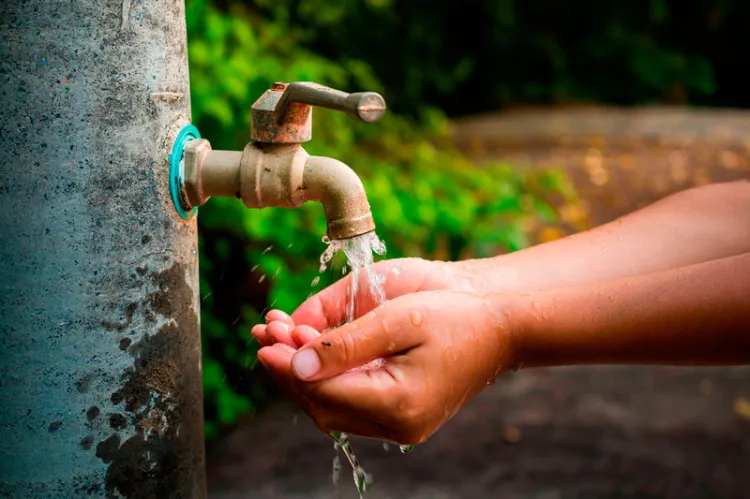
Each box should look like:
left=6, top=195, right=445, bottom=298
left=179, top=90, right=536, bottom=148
left=184, top=1, right=750, bottom=497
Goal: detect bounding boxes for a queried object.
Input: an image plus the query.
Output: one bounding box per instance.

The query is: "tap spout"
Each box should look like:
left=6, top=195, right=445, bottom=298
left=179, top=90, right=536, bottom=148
left=300, top=155, right=375, bottom=240
left=182, top=140, right=375, bottom=240
left=239, top=143, right=375, bottom=240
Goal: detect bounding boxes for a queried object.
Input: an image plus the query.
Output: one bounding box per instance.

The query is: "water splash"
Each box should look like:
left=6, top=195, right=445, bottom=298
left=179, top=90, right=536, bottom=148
left=317, top=231, right=418, bottom=495
left=319, top=232, right=387, bottom=323
left=316, top=232, right=387, bottom=497
left=329, top=431, right=373, bottom=498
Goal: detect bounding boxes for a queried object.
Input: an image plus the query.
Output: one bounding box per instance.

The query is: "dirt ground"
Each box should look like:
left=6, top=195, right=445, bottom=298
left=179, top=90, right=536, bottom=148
left=205, top=106, right=750, bottom=499
left=207, top=366, right=750, bottom=499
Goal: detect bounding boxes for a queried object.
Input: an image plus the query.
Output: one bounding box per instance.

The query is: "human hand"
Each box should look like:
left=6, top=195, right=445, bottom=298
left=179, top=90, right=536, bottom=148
left=251, top=257, right=473, bottom=349
left=254, top=290, right=519, bottom=445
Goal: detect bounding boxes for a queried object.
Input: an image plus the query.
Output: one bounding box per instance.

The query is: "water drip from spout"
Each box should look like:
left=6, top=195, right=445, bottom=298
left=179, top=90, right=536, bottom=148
left=316, top=231, right=421, bottom=495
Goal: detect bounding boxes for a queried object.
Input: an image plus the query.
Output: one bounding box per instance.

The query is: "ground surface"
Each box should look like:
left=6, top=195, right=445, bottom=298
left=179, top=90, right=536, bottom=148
left=207, top=366, right=750, bottom=499
left=206, top=106, right=750, bottom=499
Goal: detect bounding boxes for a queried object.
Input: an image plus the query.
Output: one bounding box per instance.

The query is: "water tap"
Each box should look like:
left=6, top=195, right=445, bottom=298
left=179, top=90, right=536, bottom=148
left=172, top=81, right=386, bottom=240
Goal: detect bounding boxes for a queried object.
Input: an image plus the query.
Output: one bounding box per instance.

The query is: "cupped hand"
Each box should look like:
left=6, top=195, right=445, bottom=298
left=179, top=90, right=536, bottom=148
left=255, top=290, right=519, bottom=445
left=251, top=257, right=472, bottom=349
left=292, top=257, right=471, bottom=332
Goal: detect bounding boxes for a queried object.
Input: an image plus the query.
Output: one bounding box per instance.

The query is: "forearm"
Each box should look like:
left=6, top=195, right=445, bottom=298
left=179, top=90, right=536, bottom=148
left=457, top=180, right=750, bottom=293
left=507, top=252, right=750, bottom=369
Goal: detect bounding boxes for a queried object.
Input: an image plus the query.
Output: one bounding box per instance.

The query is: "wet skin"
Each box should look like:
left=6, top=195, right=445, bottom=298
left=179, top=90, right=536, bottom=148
left=252, top=181, right=750, bottom=445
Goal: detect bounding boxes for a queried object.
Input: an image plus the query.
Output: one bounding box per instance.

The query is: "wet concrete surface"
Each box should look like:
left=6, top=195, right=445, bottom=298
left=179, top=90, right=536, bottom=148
left=206, top=366, right=750, bottom=499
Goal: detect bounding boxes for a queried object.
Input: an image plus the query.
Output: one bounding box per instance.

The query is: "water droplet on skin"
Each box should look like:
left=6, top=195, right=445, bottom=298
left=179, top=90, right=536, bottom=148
left=410, top=310, right=423, bottom=326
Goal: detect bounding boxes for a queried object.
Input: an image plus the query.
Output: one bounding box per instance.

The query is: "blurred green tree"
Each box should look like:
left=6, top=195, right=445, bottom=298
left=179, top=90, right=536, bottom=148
left=254, top=0, right=748, bottom=116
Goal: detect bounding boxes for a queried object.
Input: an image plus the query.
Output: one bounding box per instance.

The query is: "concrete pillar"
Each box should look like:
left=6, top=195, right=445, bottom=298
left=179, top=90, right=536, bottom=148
left=0, top=1, right=206, bottom=496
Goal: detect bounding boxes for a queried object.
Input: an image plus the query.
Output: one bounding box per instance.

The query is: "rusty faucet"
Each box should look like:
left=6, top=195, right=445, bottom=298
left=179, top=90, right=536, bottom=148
left=177, top=81, right=386, bottom=240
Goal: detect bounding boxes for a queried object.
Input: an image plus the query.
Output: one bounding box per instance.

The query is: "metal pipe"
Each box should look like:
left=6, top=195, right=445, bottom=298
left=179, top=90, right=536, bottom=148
left=184, top=142, right=375, bottom=240
left=0, top=1, right=207, bottom=497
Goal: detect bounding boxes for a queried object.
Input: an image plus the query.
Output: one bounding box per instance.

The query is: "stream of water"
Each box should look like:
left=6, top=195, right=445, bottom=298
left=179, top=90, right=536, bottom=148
left=315, top=231, right=413, bottom=498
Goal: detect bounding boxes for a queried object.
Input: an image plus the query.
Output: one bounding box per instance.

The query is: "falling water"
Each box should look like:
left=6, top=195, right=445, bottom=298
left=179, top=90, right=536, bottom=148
left=317, top=231, right=415, bottom=497
left=318, top=232, right=386, bottom=324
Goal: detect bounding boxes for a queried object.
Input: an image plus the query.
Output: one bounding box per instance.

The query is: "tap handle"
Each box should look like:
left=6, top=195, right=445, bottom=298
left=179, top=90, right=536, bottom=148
left=275, top=82, right=386, bottom=125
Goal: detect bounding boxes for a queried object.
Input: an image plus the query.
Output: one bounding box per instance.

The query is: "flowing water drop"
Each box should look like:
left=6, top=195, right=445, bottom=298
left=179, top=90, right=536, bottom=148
left=329, top=431, right=372, bottom=498
left=410, top=310, right=423, bottom=326
left=311, top=276, right=320, bottom=287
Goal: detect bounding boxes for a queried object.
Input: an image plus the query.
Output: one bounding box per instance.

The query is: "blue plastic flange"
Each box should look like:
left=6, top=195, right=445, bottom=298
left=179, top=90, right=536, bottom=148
left=169, top=124, right=201, bottom=219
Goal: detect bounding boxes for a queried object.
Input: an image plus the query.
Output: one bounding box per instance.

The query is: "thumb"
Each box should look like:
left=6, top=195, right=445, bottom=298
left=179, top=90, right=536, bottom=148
left=290, top=305, right=423, bottom=382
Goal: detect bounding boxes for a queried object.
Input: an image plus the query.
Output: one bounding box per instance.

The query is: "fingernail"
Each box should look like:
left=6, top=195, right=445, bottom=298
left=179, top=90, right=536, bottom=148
left=292, top=349, right=321, bottom=379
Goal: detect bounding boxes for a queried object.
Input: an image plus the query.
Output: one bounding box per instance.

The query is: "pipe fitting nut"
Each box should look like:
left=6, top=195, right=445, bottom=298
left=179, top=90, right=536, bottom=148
left=183, top=138, right=212, bottom=209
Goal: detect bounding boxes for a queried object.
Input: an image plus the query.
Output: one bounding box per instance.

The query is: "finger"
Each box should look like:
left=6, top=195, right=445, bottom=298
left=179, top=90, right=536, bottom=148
left=250, top=324, right=272, bottom=347
left=291, top=274, right=356, bottom=331
left=260, top=345, right=401, bottom=441
left=257, top=343, right=297, bottom=383
left=291, top=325, right=321, bottom=347
left=304, top=365, right=403, bottom=418
left=291, top=261, right=398, bottom=330
left=266, top=309, right=295, bottom=328
left=266, top=320, right=297, bottom=348
left=291, top=301, right=425, bottom=381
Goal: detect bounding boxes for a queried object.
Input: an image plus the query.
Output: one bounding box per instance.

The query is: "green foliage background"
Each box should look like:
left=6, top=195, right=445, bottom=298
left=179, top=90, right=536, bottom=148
left=186, top=0, right=742, bottom=437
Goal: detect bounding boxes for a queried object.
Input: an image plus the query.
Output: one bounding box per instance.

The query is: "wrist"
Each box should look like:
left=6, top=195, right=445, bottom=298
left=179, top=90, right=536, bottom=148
left=484, top=292, right=536, bottom=373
